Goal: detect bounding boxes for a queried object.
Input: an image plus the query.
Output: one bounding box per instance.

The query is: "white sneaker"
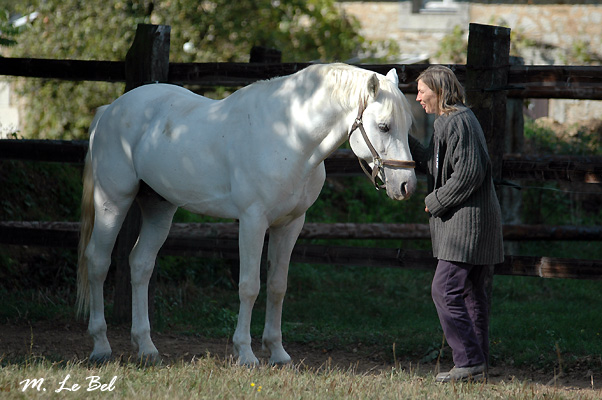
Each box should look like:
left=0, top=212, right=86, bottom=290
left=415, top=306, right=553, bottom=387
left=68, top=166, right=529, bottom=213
left=435, top=363, right=487, bottom=383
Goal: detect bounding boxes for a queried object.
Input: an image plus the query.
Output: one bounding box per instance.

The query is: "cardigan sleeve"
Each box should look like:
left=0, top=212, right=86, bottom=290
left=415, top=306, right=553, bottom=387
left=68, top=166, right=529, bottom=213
left=425, top=112, right=488, bottom=218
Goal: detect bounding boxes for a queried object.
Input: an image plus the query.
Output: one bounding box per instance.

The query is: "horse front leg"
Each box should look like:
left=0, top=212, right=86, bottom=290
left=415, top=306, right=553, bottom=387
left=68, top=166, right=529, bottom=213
left=262, top=214, right=305, bottom=365
left=232, top=215, right=269, bottom=366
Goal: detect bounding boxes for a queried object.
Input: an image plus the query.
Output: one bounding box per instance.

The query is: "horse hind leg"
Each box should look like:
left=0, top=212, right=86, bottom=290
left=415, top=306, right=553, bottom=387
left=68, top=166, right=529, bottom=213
left=86, top=192, right=134, bottom=364
left=129, top=186, right=177, bottom=365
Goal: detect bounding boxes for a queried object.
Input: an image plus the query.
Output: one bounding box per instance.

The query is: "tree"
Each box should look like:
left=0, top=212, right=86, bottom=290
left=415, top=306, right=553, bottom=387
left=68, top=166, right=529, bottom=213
left=9, top=0, right=395, bottom=140
left=0, top=9, right=22, bottom=55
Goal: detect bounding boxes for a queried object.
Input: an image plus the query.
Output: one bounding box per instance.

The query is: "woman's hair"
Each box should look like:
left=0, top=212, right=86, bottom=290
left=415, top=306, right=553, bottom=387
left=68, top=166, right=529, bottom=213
left=416, top=65, right=465, bottom=115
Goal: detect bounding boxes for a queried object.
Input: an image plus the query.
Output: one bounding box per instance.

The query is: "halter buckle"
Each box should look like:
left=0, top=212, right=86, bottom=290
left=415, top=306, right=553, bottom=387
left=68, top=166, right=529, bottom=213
left=373, top=157, right=383, bottom=169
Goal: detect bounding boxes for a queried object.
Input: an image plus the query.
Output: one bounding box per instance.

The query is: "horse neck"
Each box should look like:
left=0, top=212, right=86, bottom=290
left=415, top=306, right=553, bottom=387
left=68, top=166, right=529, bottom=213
left=301, top=98, right=353, bottom=170
left=282, top=82, right=355, bottom=169
left=239, top=68, right=357, bottom=173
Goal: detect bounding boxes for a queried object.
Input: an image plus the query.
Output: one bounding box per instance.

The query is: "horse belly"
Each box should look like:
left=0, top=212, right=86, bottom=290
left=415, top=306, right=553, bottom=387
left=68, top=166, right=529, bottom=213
left=134, top=138, right=239, bottom=218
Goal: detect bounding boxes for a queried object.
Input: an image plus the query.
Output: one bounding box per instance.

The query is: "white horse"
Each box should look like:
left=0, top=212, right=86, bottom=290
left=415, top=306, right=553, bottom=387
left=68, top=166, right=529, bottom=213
left=76, top=63, right=417, bottom=366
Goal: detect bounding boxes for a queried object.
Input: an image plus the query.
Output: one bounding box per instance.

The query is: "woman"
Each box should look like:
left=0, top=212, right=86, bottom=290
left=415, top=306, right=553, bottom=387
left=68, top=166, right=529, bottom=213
left=410, top=65, right=504, bottom=383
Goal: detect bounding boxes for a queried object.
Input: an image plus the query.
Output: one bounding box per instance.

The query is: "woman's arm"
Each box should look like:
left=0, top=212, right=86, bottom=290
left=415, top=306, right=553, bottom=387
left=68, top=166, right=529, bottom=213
left=424, top=116, right=488, bottom=218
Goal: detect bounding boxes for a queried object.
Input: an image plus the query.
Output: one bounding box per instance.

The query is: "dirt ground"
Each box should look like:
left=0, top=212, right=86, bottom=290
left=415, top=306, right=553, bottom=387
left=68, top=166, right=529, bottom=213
left=1, top=320, right=599, bottom=394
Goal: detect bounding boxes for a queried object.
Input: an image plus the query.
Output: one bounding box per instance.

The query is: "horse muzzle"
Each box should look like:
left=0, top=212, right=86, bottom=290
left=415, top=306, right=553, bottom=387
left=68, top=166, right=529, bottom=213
left=385, top=171, right=417, bottom=201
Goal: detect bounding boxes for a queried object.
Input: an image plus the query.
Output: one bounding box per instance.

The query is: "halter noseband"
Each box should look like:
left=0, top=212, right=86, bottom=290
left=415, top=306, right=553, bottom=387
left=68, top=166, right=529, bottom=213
left=348, top=96, right=416, bottom=190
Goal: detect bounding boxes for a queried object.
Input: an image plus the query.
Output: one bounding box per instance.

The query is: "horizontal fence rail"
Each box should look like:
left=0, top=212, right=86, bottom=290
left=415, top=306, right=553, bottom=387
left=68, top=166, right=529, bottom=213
left=1, top=221, right=601, bottom=280
left=2, top=57, right=602, bottom=99
left=2, top=220, right=601, bottom=243
left=1, top=42, right=601, bottom=283
left=1, top=140, right=601, bottom=183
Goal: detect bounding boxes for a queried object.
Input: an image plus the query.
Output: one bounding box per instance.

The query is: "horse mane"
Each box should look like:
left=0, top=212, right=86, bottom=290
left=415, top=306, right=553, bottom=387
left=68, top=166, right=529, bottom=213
left=320, top=63, right=411, bottom=130
left=233, top=63, right=409, bottom=128
left=255, top=63, right=391, bottom=108
left=320, top=64, right=406, bottom=121
left=319, top=63, right=379, bottom=110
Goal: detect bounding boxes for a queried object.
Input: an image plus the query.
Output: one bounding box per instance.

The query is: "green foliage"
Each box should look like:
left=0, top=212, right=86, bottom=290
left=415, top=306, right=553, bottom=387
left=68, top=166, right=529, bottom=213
left=517, top=118, right=602, bottom=259
left=8, top=0, right=392, bottom=140
left=149, top=0, right=368, bottom=64
left=564, top=39, right=602, bottom=65
left=9, top=0, right=146, bottom=139
left=0, top=160, right=82, bottom=221
left=0, top=9, right=22, bottom=53
left=524, top=118, right=602, bottom=156
left=434, top=25, right=466, bottom=64
left=307, top=177, right=428, bottom=225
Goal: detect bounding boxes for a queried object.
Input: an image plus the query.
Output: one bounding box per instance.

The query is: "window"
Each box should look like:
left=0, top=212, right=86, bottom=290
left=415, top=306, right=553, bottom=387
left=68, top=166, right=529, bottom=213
left=412, top=0, right=459, bottom=14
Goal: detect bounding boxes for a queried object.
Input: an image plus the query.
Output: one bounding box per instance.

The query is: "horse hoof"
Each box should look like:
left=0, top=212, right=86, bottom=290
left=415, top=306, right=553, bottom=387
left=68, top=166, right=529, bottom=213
left=270, top=359, right=292, bottom=367
left=266, top=347, right=292, bottom=366
left=137, top=352, right=162, bottom=367
left=89, top=352, right=112, bottom=365
left=269, top=355, right=292, bottom=366
left=237, top=356, right=260, bottom=368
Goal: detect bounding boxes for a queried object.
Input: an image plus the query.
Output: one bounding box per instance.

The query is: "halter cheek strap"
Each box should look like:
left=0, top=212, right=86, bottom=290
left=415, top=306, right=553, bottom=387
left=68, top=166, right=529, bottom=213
left=348, top=96, right=416, bottom=190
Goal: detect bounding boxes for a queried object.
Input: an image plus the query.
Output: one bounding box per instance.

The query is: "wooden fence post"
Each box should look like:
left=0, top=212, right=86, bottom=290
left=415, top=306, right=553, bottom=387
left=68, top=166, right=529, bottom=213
left=112, top=24, right=171, bottom=324
left=465, top=23, right=511, bottom=354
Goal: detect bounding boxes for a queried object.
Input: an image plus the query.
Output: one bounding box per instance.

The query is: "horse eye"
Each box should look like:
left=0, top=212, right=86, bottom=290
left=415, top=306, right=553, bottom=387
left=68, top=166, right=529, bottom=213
left=378, top=123, right=390, bottom=133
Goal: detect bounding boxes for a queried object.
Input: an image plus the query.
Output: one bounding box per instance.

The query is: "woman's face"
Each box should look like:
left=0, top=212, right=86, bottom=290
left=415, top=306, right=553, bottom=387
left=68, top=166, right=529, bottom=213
left=416, top=79, right=440, bottom=115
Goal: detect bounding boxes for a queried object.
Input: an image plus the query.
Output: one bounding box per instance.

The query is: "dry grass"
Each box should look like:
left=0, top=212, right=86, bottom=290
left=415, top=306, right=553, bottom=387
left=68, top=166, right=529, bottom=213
left=1, top=355, right=600, bottom=400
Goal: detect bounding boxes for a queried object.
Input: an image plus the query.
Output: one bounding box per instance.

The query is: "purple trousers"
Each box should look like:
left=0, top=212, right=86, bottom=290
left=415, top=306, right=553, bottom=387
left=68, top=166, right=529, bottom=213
left=432, top=260, right=490, bottom=368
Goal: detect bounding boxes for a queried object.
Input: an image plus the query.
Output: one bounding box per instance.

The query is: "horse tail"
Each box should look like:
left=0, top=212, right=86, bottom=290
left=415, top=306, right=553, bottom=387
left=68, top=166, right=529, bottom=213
left=76, top=105, right=107, bottom=318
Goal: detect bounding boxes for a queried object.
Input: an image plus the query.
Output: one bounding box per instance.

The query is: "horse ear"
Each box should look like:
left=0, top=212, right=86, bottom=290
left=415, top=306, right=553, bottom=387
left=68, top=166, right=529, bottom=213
left=386, top=68, right=399, bottom=86
left=367, top=73, right=380, bottom=99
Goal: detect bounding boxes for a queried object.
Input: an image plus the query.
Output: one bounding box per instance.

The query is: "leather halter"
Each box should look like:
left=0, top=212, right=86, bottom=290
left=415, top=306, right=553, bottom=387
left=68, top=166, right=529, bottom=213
left=348, top=97, right=416, bottom=190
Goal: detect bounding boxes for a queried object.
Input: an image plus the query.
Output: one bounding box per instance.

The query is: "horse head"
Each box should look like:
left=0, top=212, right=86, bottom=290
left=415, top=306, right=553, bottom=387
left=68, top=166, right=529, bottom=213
left=347, top=68, right=417, bottom=201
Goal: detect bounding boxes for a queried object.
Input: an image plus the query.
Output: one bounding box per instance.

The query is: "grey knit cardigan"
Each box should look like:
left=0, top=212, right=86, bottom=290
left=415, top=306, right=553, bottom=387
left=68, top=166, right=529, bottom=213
left=409, top=104, right=504, bottom=265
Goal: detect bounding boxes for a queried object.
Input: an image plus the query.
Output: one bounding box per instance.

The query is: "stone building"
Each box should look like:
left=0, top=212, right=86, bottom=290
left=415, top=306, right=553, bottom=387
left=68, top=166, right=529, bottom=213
left=0, top=81, right=19, bottom=138
left=338, top=0, right=602, bottom=124
left=2, top=1, right=601, bottom=135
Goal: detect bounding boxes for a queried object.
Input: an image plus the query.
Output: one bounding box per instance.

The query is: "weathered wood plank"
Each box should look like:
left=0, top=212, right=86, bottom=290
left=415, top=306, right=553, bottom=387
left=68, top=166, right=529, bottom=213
left=502, top=154, right=602, bottom=184
left=2, top=221, right=601, bottom=244
left=2, top=221, right=600, bottom=279
left=2, top=141, right=601, bottom=183
left=0, top=139, right=88, bottom=163
left=2, top=57, right=602, bottom=98
left=0, top=57, right=125, bottom=82
left=507, top=65, right=602, bottom=99
left=495, top=256, right=602, bottom=280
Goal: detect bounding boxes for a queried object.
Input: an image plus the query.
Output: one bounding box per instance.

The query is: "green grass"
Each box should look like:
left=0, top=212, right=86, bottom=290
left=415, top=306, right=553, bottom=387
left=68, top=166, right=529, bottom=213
left=2, top=262, right=601, bottom=374
left=490, top=276, right=602, bottom=368
left=1, top=122, right=602, bottom=396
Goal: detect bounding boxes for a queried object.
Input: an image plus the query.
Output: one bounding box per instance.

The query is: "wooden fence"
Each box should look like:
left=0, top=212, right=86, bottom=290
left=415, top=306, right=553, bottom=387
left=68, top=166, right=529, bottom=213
left=1, top=23, right=601, bottom=286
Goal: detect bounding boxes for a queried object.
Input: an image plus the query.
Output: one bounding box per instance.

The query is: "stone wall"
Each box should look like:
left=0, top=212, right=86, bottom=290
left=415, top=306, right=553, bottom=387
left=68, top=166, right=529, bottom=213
left=0, top=82, right=20, bottom=138
left=470, top=4, right=602, bottom=65
left=338, top=1, right=470, bottom=62
left=338, top=0, right=602, bottom=124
